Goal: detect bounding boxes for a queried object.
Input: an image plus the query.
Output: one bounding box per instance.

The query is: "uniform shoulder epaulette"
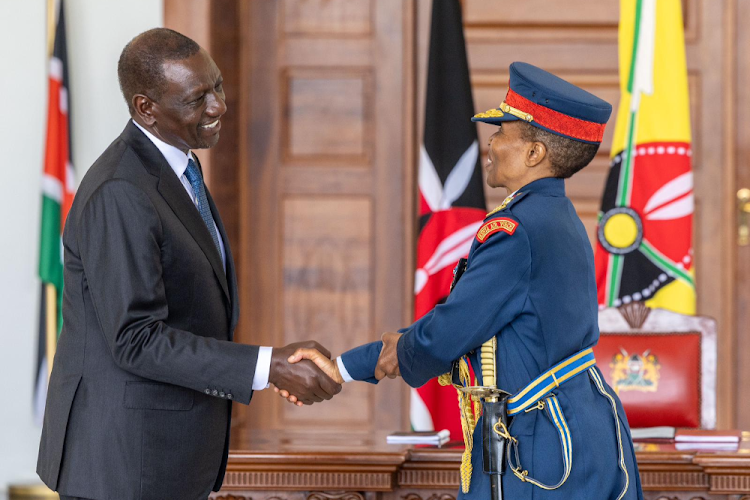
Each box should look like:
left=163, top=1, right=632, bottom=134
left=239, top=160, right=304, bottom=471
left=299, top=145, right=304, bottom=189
left=486, top=191, right=528, bottom=218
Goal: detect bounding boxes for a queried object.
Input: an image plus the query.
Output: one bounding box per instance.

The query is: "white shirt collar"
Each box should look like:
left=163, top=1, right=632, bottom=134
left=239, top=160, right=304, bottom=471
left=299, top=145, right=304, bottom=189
left=132, top=120, right=194, bottom=179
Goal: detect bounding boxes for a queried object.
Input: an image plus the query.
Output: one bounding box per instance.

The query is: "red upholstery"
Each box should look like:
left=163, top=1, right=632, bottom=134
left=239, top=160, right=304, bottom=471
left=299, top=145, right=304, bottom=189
left=593, top=332, right=702, bottom=428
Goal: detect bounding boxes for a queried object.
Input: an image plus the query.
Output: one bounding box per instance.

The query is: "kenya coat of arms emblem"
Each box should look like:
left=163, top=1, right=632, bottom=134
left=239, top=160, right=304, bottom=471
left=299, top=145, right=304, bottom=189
left=610, top=348, right=661, bottom=395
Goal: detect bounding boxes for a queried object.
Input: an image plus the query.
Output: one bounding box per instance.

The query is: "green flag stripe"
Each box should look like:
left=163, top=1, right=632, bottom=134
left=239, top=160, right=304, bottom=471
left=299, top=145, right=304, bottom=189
left=618, top=0, right=644, bottom=207
left=607, top=253, right=624, bottom=306
left=626, top=0, right=644, bottom=93
left=617, top=110, right=638, bottom=207
left=39, top=194, right=63, bottom=291
left=639, top=239, right=695, bottom=287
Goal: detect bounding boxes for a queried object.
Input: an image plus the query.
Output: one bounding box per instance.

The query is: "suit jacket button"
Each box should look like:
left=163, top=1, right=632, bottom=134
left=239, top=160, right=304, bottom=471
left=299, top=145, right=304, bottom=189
left=227, top=394, right=233, bottom=400
left=212, top=389, right=218, bottom=396
left=219, top=392, right=225, bottom=398
left=205, top=389, right=211, bottom=395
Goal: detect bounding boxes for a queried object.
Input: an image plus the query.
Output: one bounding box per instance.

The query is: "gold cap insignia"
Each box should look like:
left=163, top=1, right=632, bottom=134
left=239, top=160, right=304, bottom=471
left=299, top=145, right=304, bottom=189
left=473, top=108, right=505, bottom=119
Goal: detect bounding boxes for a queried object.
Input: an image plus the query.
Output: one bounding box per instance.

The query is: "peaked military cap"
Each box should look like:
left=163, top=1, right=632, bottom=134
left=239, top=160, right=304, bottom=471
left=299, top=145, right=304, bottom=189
left=472, top=62, right=613, bottom=144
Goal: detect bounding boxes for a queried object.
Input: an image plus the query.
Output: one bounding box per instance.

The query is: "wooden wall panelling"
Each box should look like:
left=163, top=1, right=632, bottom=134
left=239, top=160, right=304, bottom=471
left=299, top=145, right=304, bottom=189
left=282, top=0, right=372, bottom=36
left=232, top=0, right=413, bottom=438
left=689, top=0, right=736, bottom=429
left=731, top=0, right=750, bottom=430
left=282, top=69, right=373, bottom=164
left=281, top=196, right=374, bottom=427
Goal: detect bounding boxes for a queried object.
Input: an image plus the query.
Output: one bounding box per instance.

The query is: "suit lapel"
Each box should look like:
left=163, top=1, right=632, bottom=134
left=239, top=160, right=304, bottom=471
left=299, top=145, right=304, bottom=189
left=121, top=122, right=230, bottom=302
left=205, top=187, right=240, bottom=335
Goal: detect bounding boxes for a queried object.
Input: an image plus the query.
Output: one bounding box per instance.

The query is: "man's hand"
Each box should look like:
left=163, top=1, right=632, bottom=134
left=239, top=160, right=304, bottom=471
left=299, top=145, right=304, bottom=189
left=269, top=341, right=342, bottom=407
left=374, top=332, right=402, bottom=380
left=288, top=348, right=344, bottom=383
left=276, top=348, right=343, bottom=405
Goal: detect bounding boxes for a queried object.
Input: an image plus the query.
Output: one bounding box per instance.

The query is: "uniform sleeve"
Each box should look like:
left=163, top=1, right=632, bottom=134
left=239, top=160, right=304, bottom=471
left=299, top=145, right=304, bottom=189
left=339, top=341, right=382, bottom=383
left=339, top=299, right=437, bottom=383
left=397, top=219, right=532, bottom=388
left=78, top=179, right=259, bottom=404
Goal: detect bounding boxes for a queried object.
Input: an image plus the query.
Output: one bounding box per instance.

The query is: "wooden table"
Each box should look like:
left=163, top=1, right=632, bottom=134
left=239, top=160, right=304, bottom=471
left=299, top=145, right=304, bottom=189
left=212, top=430, right=750, bottom=500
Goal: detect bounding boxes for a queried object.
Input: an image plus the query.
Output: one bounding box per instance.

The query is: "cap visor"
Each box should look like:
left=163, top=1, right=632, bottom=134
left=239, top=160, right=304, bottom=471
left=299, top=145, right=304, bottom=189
left=471, top=113, right=520, bottom=125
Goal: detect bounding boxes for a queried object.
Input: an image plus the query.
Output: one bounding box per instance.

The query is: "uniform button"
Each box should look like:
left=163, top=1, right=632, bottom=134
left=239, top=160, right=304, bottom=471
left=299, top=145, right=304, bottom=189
left=219, top=392, right=225, bottom=398
left=227, top=394, right=233, bottom=400
left=205, top=389, right=211, bottom=395
left=212, top=389, right=218, bottom=396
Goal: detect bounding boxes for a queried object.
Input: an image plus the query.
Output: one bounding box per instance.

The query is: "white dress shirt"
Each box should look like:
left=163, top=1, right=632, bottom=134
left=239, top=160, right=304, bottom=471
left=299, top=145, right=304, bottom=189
left=132, top=120, right=272, bottom=391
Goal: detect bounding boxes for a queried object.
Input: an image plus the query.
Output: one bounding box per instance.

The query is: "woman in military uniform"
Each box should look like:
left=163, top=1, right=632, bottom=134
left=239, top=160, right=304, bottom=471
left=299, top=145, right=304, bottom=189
left=284, top=62, right=644, bottom=500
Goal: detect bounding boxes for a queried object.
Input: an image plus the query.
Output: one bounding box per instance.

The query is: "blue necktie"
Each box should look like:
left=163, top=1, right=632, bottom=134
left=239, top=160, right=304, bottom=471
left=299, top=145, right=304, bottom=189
left=184, top=158, right=222, bottom=258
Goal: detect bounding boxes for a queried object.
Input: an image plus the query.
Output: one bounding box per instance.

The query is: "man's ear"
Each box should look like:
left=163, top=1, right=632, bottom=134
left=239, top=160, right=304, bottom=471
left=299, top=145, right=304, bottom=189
left=132, top=94, right=156, bottom=126
left=526, top=141, right=547, bottom=168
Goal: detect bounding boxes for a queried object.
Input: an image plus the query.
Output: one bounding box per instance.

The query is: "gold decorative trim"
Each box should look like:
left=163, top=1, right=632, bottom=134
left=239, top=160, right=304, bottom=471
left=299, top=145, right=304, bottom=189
left=499, top=102, right=534, bottom=122
left=473, top=108, right=505, bottom=119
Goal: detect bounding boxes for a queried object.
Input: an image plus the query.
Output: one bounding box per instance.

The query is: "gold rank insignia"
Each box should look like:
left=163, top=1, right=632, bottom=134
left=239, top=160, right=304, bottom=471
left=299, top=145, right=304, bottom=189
left=475, top=218, right=518, bottom=243
left=486, top=192, right=518, bottom=218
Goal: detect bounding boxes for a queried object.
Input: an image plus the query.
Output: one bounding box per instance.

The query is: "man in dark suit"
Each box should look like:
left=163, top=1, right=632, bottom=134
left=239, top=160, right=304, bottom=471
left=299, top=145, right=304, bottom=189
left=37, top=28, right=341, bottom=500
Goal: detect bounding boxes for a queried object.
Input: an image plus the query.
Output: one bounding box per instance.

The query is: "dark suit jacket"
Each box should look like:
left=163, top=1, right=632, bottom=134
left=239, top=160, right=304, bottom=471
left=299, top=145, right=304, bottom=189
left=37, top=122, right=259, bottom=500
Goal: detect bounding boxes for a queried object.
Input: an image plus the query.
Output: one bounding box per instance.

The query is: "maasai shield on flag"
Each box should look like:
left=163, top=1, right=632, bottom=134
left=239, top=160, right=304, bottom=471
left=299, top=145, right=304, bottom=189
left=595, top=0, right=695, bottom=315
left=411, top=0, right=486, bottom=437
left=36, top=0, right=75, bottom=425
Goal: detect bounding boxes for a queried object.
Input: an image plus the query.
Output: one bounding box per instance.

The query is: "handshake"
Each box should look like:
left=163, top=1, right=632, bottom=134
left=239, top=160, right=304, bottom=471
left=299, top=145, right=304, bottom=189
left=269, top=333, right=402, bottom=406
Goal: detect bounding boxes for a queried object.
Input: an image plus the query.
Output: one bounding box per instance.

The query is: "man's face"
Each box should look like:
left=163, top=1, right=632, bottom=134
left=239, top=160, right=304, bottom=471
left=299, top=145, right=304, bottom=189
left=150, top=49, right=226, bottom=152
left=485, top=121, right=529, bottom=190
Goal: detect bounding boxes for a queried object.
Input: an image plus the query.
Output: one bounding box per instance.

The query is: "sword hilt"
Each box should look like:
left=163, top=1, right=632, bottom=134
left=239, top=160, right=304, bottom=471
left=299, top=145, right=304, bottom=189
left=481, top=337, right=498, bottom=401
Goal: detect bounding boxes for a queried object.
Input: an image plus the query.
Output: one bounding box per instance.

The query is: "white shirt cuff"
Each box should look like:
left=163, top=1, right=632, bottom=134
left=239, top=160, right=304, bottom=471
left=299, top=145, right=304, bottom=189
left=252, top=346, right=273, bottom=390
left=336, top=355, right=354, bottom=383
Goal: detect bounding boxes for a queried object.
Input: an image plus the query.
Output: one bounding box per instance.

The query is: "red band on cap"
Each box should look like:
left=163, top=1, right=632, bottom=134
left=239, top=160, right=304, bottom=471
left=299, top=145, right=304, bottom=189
left=505, top=89, right=606, bottom=143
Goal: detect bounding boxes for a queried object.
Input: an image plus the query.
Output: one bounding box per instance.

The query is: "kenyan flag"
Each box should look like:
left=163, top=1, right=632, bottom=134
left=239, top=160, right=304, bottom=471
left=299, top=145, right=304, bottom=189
left=595, top=0, right=695, bottom=315
left=410, top=0, right=486, bottom=437
left=36, top=0, right=75, bottom=425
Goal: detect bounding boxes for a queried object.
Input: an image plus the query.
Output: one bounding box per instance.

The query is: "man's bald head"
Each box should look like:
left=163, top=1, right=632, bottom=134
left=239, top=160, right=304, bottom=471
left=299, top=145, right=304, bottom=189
left=117, top=28, right=201, bottom=114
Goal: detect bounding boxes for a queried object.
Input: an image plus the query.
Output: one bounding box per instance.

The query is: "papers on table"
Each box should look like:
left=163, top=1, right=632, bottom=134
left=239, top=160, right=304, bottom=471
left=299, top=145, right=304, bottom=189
left=675, top=441, right=739, bottom=451
left=387, top=429, right=450, bottom=446
left=674, top=429, right=742, bottom=450
left=630, top=426, right=676, bottom=441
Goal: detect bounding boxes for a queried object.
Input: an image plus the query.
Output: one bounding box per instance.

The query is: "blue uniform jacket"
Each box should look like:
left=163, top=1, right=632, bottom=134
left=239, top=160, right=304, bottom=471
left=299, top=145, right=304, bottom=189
left=341, top=177, right=644, bottom=500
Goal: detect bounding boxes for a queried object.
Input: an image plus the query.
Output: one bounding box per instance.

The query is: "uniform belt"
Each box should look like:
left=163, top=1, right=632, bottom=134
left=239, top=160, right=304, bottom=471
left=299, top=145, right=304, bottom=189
left=507, top=348, right=596, bottom=416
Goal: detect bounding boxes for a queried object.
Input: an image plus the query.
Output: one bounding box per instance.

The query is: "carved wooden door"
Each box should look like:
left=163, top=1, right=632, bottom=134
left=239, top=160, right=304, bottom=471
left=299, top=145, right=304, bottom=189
left=232, top=0, right=415, bottom=436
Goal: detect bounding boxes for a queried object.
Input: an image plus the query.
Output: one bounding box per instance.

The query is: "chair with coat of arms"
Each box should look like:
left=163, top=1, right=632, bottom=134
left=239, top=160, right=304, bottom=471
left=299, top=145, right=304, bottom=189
left=596, top=302, right=717, bottom=429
